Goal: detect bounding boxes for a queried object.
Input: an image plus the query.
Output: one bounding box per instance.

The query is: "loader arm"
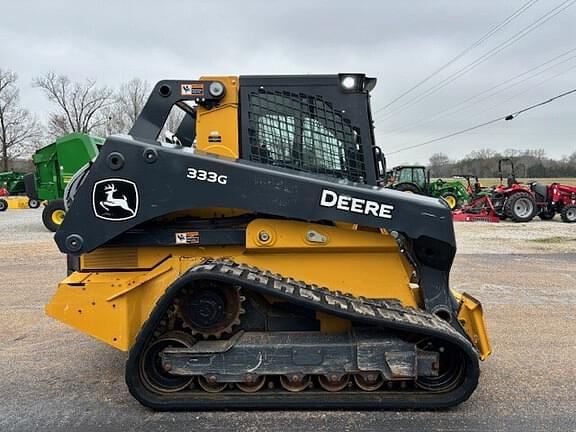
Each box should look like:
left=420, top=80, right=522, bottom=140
left=56, top=136, right=457, bottom=317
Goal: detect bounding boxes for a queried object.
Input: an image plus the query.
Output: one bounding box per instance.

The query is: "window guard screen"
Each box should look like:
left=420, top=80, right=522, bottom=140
left=247, top=90, right=367, bottom=182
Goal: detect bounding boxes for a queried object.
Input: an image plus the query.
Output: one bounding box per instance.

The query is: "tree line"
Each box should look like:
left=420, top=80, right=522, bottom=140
left=0, top=68, right=152, bottom=171
left=1, top=67, right=575, bottom=177
left=428, top=148, right=576, bottom=178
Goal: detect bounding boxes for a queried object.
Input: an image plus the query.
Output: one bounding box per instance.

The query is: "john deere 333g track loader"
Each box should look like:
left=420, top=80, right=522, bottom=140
left=46, top=74, right=491, bottom=410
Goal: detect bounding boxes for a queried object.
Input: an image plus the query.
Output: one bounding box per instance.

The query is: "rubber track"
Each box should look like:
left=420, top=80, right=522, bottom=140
left=126, top=259, right=480, bottom=410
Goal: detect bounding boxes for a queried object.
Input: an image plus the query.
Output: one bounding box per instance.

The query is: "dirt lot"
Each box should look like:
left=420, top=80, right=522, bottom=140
left=0, top=209, right=575, bottom=431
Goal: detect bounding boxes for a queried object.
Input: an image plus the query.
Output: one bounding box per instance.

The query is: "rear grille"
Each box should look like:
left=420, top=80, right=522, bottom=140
left=82, top=248, right=138, bottom=270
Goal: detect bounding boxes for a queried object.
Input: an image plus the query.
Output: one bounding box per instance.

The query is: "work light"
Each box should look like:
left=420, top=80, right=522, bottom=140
left=209, top=81, right=225, bottom=98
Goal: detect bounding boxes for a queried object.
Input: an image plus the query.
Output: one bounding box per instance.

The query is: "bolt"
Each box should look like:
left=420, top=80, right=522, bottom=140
left=258, top=231, right=270, bottom=242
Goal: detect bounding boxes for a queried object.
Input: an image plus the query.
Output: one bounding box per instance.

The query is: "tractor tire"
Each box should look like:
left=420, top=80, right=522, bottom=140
left=441, top=192, right=458, bottom=210
left=504, top=192, right=536, bottom=223
left=28, top=198, right=40, bottom=209
left=538, top=208, right=555, bottom=220
left=42, top=199, right=66, bottom=232
left=395, top=183, right=421, bottom=194
left=0, top=198, right=7, bottom=212
left=561, top=204, right=576, bottom=223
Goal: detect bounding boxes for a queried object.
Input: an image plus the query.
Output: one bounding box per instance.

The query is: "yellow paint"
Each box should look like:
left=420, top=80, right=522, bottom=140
left=6, top=196, right=32, bottom=209
left=453, top=290, right=492, bottom=360
left=46, top=259, right=180, bottom=351
left=46, top=218, right=490, bottom=360
left=51, top=209, right=65, bottom=225
left=442, top=195, right=457, bottom=210
left=195, top=76, right=239, bottom=159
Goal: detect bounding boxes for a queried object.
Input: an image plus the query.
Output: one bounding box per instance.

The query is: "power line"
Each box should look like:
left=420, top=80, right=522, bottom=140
left=373, top=0, right=541, bottom=115
left=374, top=0, right=576, bottom=121
left=434, top=60, right=576, bottom=130
left=375, top=47, right=576, bottom=138
left=386, top=87, right=576, bottom=155
left=507, top=87, right=576, bottom=118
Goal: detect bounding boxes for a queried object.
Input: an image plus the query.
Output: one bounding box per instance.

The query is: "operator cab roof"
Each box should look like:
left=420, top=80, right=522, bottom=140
left=240, top=74, right=377, bottom=93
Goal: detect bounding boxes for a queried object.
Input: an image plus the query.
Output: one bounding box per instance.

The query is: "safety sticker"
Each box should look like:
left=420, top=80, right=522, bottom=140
left=175, top=231, right=200, bottom=245
left=181, top=83, right=204, bottom=97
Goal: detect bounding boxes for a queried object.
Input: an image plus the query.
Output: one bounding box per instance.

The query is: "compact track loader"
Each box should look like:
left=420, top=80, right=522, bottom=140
left=46, top=74, right=491, bottom=410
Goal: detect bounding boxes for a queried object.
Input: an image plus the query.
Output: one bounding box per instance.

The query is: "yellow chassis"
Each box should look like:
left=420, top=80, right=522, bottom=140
left=46, top=219, right=491, bottom=359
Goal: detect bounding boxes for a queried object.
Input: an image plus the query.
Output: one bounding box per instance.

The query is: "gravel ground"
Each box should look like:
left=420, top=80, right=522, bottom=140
left=0, top=209, right=575, bottom=432
left=455, top=218, right=576, bottom=254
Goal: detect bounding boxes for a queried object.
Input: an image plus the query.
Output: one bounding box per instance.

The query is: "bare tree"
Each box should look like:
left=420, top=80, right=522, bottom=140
left=33, top=72, right=114, bottom=138
left=103, top=78, right=150, bottom=135
left=427, top=152, right=451, bottom=174
left=0, top=69, right=42, bottom=171
left=465, top=148, right=497, bottom=160
left=504, top=148, right=520, bottom=158
left=118, top=78, right=150, bottom=126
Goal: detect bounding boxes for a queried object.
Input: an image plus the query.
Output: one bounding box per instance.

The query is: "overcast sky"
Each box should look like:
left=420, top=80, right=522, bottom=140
left=1, top=0, right=575, bottom=165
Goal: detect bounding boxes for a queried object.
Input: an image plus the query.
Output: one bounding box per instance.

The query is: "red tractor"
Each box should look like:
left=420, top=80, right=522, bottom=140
left=490, top=158, right=546, bottom=222
left=530, top=181, right=576, bottom=223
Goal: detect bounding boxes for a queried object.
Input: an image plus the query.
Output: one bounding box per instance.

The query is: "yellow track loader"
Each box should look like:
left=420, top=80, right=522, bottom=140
left=46, top=74, right=490, bottom=410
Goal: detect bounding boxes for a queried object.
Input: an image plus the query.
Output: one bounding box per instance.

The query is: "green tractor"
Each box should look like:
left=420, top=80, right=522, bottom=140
left=25, top=133, right=104, bottom=231
left=386, top=165, right=470, bottom=210
left=0, top=171, right=27, bottom=195
left=452, top=174, right=492, bottom=199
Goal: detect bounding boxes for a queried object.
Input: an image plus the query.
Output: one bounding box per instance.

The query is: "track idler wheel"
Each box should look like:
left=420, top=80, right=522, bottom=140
left=415, top=339, right=465, bottom=392
left=139, top=331, right=195, bottom=393
left=280, top=374, right=311, bottom=392
left=318, top=374, right=350, bottom=392
left=236, top=375, right=267, bottom=393
left=198, top=376, right=228, bottom=393
left=354, top=373, right=385, bottom=391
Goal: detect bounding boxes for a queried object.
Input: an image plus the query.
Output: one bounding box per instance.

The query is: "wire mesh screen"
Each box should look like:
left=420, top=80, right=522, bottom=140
left=247, top=90, right=367, bottom=182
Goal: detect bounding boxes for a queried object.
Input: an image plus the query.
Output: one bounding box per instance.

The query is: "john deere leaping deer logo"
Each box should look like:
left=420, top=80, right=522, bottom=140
left=100, top=183, right=135, bottom=215
left=92, top=178, right=139, bottom=221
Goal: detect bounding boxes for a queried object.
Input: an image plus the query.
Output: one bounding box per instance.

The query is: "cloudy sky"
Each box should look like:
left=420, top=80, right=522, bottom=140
left=1, top=0, right=575, bottom=165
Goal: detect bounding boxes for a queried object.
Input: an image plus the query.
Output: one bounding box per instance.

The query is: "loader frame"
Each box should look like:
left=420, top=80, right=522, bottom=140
left=47, top=75, right=491, bottom=410
left=56, top=77, right=461, bottom=323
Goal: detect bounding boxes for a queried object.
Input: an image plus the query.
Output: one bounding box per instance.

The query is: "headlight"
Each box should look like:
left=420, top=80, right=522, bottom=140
left=341, top=76, right=356, bottom=90
left=338, top=74, right=376, bottom=93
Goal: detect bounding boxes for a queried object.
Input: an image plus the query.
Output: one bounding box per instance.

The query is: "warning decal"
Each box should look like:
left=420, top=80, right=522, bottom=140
left=175, top=231, right=200, bottom=245
left=180, top=83, right=204, bottom=97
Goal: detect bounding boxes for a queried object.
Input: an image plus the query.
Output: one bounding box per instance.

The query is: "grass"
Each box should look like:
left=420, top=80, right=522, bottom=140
left=479, top=177, right=576, bottom=187
left=439, top=177, right=576, bottom=187
left=529, top=236, right=576, bottom=244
